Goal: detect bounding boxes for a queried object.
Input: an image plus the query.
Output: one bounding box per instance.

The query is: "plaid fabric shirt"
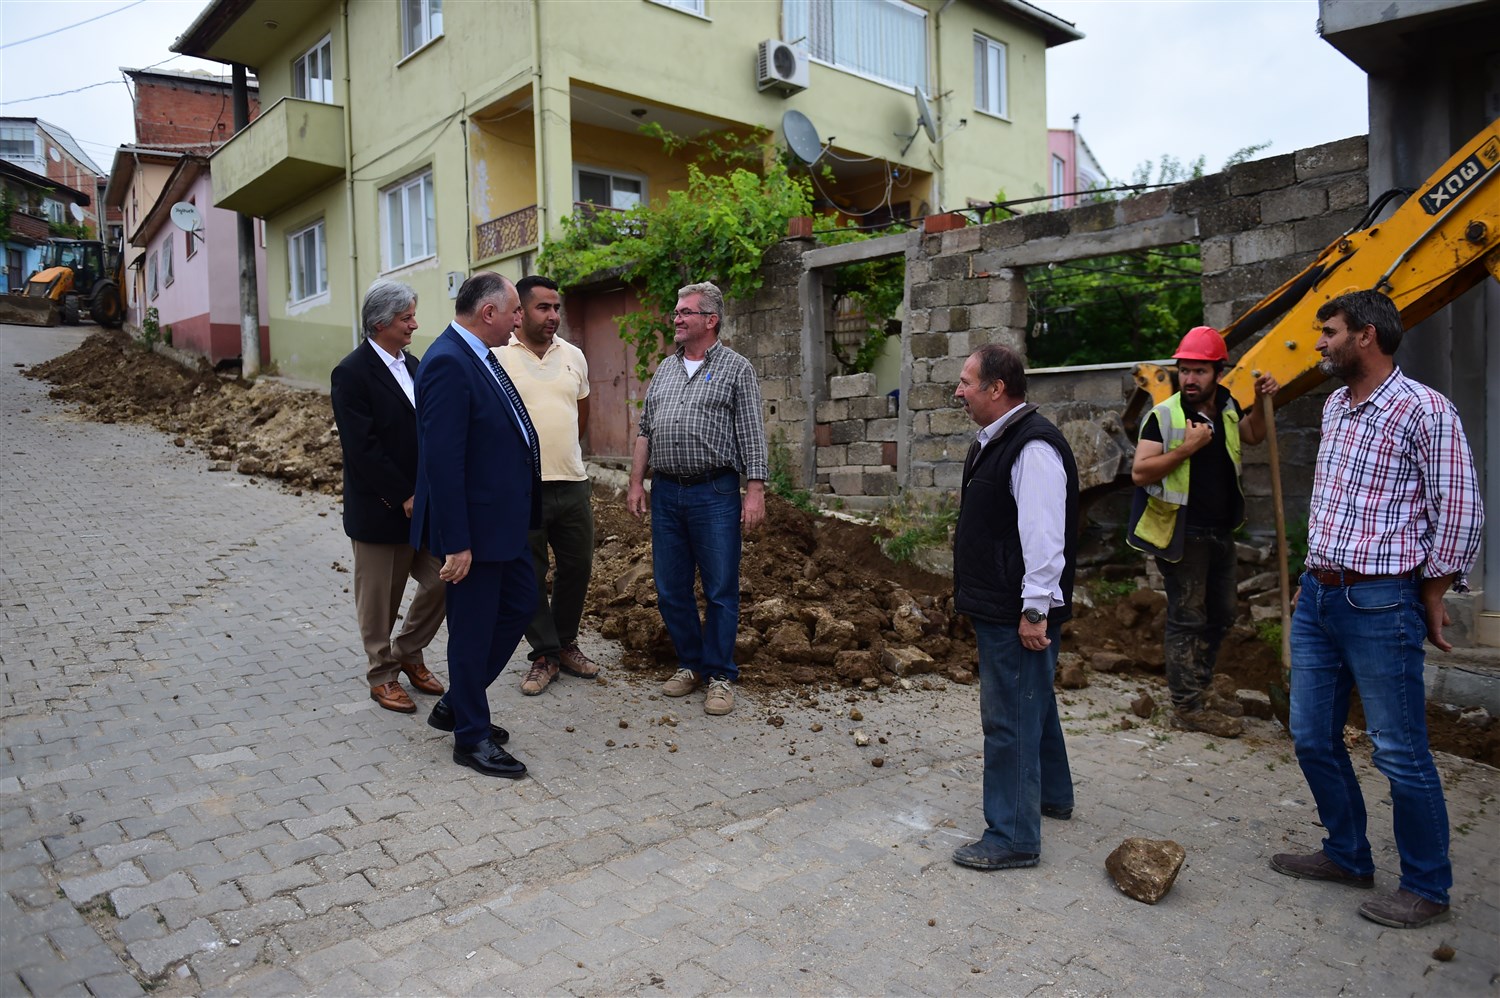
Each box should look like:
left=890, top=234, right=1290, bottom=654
left=637, top=340, right=769, bottom=480
left=1306, top=367, right=1484, bottom=584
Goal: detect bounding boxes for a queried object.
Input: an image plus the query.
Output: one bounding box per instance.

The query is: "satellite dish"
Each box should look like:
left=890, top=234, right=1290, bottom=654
left=782, top=109, right=823, bottom=165
left=899, top=87, right=941, bottom=156
left=169, top=202, right=202, bottom=233
left=68, top=203, right=85, bottom=222
left=49, top=146, right=61, bottom=163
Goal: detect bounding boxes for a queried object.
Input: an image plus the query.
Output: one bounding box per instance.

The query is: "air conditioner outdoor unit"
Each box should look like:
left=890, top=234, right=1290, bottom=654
left=757, top=39, right=809, bottom=97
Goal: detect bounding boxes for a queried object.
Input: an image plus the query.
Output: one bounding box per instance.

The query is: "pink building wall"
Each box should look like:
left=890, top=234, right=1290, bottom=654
left=141, top=171, right=269, bottom=364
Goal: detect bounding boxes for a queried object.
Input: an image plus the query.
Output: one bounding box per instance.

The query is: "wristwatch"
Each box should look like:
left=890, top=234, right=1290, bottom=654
left=1023, top=608, right=1047, bottom=624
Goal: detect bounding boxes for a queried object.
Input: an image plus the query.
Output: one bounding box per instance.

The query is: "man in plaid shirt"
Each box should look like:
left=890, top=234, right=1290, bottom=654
left=1272, top=290, right=1483, bottom=930
left=627, top=281, right=768, bottom=716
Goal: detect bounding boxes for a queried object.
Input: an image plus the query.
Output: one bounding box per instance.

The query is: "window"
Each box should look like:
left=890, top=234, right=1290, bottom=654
left=147, top=252, right=159, bottom=300
left=1052, top=155, right=1066, bottom=208
left=162, top=234, right=174, bottom=287
left=42, top=199, right=64, bottom=223
left=380, top=170, right=436, bottom=270
left=185, top=203, right=198, bottom=258
left=288, top=220, right=327, bottom=302
left=651, top=0, right=704, bottom=13
left=293, top=36, right=334, bottom=103
left=974, top=34, right=1007, bottom=118
left=0, top=125, right=34, bottom=160
left=401, top=0, right=442, bottom=56
left=783, top=0, right=926, bottom=91
left=575, top=168, right=643, bottom=211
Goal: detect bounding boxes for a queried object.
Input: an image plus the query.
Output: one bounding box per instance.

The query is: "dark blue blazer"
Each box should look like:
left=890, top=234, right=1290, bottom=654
left=330, top=339, right=420, bottom=545
left=410, top=324, right=539, bottom=562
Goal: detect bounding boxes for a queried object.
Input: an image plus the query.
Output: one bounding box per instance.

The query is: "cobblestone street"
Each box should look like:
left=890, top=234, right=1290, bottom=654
left=2, top=323, right=1496, bottom=996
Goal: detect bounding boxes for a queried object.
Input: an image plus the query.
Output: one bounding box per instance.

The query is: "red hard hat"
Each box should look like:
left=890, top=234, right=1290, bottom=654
left=1173, top=325, right=1228, bottom=363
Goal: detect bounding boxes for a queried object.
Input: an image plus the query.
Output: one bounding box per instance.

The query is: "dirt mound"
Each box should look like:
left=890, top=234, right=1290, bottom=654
left=27, top=330, right=342, bottom=494
left=27, top=331, right=1496, bottom=765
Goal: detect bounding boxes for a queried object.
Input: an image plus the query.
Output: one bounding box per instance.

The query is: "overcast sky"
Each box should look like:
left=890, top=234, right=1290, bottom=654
left=1, top=0, right=1368, bottom=181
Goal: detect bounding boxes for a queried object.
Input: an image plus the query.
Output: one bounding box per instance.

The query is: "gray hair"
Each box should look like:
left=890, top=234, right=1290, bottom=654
left=361, top=279, right=417, bottom=338
left=677, top=281, right=724, bottom=321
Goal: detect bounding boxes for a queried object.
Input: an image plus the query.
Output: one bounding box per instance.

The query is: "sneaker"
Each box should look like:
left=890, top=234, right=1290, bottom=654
left=704, top=676, right=735, bottom=715
left=520, top=657, right=559, bottom=696
left=1269, top=849, right=1375, bottom=889
left=1206, top=692, right=1246, bottom=718
left=558, top=643, right=601, bottom=679
left=1171, top=707, right=1243, bottom=738
left=952, top=840, right=1040, bottom=871
left=1358, top=888, right=1451, bottom=928
left=661, top=668, right=701, bottom=697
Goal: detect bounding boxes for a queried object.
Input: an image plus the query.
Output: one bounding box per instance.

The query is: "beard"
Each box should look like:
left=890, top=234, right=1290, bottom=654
left=1319, top=352, right=1356, bottom=380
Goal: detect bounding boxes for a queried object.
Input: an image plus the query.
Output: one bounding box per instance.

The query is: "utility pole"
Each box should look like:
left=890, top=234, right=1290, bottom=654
left=232, top=64, right=261, bottom=377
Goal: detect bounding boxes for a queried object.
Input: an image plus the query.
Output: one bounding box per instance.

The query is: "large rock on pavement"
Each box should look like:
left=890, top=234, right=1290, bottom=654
left=1105, top=837, right=1186, bottom=904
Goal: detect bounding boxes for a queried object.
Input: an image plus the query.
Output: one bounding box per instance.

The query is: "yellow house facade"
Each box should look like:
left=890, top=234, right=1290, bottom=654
left=174, top=0, right=1080, bottom=385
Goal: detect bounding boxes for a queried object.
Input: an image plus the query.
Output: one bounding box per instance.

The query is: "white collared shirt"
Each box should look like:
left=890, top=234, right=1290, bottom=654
left=450, top=321, right=530, bottom=448
left=367, top=339, right=414, bottom=406
left=975, top=405, right=1067, bottom=614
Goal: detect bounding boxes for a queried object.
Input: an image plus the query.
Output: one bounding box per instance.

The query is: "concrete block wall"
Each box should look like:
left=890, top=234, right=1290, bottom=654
left=814, top=372, right=899, bottom=496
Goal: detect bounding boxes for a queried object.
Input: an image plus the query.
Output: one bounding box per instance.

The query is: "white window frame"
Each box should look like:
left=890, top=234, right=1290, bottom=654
left=648, top=0, right=706, bottom=15
left=1052, top=155, right=1066, bottom=208
left=147, top=252, right=159, bottom=300
left=0, top=125, right=35, bottom=161
left=974, top=33, right=1008, bottom=119
left=573, top=166, right=646, bottom=211
left=288, top=219, right=328, bottom=304
left=162, top=233, right=174, bottom=287
left=185, top=201, right=198, bottom=259
left=293, top=35, right=334, bottom=103
left=783, top=0, right=928, bottom=92
left=400, top=0, right=443, bottom=57
left=379, top=170, right=436, bottom=271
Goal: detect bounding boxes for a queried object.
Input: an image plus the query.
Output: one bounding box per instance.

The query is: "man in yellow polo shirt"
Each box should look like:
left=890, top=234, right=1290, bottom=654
left=494, top=275, right=599, bottom=694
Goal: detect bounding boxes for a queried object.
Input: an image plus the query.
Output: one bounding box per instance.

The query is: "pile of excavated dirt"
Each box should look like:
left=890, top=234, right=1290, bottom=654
left=26, top=330, right=1497, bottom=765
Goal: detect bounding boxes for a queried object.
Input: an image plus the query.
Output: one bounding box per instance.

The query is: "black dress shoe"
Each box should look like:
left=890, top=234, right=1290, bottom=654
left=427, top=698, right=509, bottom=744
left=453, top=738, right=526, bottom=779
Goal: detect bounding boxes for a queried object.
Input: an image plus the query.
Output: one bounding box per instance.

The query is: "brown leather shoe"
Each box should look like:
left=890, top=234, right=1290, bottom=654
left=1358, top=888, right=1450, bottom=928
left=370, top=681, right=416, bottom=713
left=400, top=661, right=445, bottom=695
left=520, top=657, right=559, bottom=696
left=1269, top=849, right=1374, bottom=889
left=558, top=643, right=600, bottom=679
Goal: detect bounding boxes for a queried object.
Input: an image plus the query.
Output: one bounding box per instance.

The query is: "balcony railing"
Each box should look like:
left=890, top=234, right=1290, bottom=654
left=475, top=205, right=538, bottom=259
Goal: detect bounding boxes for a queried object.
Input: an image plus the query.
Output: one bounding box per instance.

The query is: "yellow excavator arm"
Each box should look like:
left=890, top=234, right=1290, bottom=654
left=1134, top=116, right=1500, bottom=412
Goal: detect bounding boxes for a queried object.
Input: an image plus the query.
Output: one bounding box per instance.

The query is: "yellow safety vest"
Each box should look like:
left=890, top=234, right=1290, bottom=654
left=1130, top=394, right=1241, bottom=552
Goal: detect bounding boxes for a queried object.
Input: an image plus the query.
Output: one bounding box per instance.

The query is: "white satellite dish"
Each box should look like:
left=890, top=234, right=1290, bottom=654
left=68, top=203, right=86, bottom=222
left=169, top=202, right=203, bottom=233
left=899, top=87, right=940, bottom=156
left=781, top=109, right=823, bottom=165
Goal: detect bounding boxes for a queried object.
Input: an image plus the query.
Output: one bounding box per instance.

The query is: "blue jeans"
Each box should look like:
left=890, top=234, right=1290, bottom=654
left=1290, top=573, right=1450, bottom=904
left=650, top=471, right=742, bottom=680
left=974, top=619, right=1073, bottom=854
left=1157, top=528, right=1237, bottom=710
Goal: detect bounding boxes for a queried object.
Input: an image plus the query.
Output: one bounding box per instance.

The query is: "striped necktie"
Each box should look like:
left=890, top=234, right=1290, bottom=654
left=484, top=351, right=542, bottom=480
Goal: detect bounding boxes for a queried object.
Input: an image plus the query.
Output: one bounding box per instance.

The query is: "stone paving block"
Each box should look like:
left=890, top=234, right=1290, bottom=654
left=216, top=896, right=306, bottom=939
left=127, top=917, right=221, bottom=977
left=111, top=871, right=198, bottom=918
left=295, top=873, right=375, bottom=916
left=237, top=863, right=321, bottom=903
left=17, top=946, right=127, bottom=995
left=156, top=881, right=247, bottom=932
left=359, top=888, right=444, bottom=929
left=288, top=938, right=380, bottom=984
left=59, top=862, right=147, bottom=903
left=85, top=971, right=147, bottom=996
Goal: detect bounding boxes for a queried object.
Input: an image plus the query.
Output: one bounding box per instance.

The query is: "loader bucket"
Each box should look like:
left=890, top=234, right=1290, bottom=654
left=0, top=293, right=60, bottom=327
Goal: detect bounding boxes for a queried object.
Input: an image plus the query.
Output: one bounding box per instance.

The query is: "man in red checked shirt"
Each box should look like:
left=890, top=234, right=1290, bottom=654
left=1271, top=290, right=1483, bottom=931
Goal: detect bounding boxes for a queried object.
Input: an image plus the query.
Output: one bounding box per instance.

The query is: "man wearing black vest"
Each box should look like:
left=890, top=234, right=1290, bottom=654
left=950, top=344, right=1078, bottom=871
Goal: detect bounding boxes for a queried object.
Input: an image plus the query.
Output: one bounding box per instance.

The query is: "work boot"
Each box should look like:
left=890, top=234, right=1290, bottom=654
left=1206, top=692, right=1245, bottom=718
left=1171, top=707, right=1242, bottom=738
left=520, top=657, right=559, bottom=696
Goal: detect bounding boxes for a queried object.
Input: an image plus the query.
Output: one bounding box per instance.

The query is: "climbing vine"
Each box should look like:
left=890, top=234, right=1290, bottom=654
left=538, top=129, right=813, bottom=382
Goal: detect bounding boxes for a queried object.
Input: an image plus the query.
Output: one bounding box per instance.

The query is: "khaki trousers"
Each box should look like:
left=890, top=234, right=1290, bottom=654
left=351, top=539, right=446, bottom=686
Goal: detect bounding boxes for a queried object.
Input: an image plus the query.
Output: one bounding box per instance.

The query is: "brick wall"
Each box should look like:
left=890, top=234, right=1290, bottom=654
left=134, top=76, right=260, bottom=152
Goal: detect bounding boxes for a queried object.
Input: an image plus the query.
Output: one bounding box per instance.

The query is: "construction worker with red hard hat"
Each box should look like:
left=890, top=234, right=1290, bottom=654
left=1127, top=325, right=1279, bottom=738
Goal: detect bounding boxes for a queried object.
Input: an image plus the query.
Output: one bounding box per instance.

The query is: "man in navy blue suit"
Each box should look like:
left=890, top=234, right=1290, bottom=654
left=411, top=272, right=541, bottom=779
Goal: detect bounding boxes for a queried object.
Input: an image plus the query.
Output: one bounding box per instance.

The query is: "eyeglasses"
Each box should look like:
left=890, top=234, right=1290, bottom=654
left=672, top=309, right=715, bottom=319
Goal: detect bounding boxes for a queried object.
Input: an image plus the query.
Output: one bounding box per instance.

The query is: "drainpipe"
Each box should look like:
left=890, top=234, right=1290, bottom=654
left=342, top=0, right=360, bottom=348
left=462, top=91, right=472, bottom=274
left=531, top=0, right=550, bottom=243
left=232, top=63, right=262, bottom=377
left=931, top=0, right=955, bottom=211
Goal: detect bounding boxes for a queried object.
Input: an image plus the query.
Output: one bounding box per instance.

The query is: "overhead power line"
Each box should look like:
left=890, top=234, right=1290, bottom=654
left=1, top=55, right=183, bottom=106
left=1, top=0, right=146, bottom=50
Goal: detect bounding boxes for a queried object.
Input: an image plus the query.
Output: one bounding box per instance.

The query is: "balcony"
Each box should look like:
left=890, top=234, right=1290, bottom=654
left=475, top=205, right=538, bottom=259
left=209, top=98, right=346, bottom=217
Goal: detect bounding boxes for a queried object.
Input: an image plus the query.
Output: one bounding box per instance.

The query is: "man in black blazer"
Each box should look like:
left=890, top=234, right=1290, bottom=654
left=412, top=272, right=540, bottom=779
left=330, top=279, right=447, bottom=713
